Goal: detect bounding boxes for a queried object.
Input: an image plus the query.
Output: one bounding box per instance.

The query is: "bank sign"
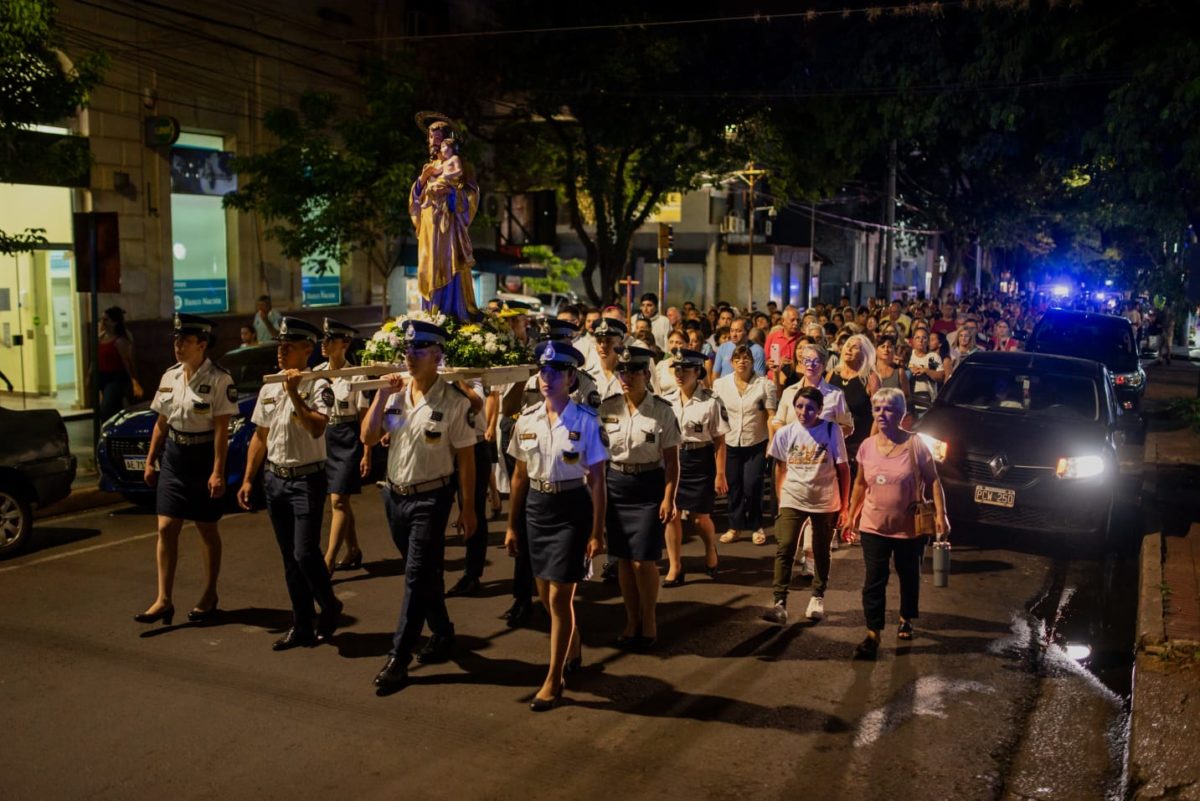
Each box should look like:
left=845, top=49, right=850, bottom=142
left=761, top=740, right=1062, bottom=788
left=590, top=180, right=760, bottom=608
left=301, top=256, right=341, bottom=308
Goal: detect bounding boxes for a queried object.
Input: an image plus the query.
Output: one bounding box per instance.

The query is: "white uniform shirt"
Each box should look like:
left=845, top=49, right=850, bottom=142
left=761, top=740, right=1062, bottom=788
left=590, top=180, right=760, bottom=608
left=768, top=420, right=847, bottom=513
left=599, top=393, right=682, bottom=464
left=313, top=361, right=369, bottom=421
left=507, top=400, right=608, bottom=482
left=663, top=386, right=730, bottom=446
left=523, top=368, right=602, bottom=411
left=251, top=374, right=334, bottom=466
left=712, top=373, right=777, bottom=447
left=774, top=379, right=853, bottom=433
left=592, top=368, right=624, bottom=404
left=466, top=378, right=488, bottom=441
left=378, top=378, right=476, bottom=485
left=151, top=358, right=239, bottom=433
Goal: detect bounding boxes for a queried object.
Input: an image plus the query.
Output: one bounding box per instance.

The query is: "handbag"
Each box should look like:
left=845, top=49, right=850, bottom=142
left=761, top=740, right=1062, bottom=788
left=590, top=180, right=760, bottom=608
left=908, top=438, right=937, bottom=537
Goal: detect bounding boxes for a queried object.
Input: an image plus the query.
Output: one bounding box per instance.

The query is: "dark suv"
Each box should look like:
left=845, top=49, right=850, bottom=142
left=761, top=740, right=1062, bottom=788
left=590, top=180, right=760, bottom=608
left=1026, top=309, right=1145, bottom=412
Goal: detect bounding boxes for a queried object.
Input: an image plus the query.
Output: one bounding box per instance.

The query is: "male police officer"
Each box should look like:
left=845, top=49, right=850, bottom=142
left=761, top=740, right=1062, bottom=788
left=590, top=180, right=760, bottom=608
left=364, top=320, right=477, bottom=691
left=238, top=317, right=343, bottom=650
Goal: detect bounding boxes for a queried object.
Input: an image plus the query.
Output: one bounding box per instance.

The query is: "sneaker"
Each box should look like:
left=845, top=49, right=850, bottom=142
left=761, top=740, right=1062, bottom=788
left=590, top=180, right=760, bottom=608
left=805, top=596, right=825, bottom=621
left=751, top=529, right=768, bottom=546
left=830, top=534, right=840, bottom=552
left=796, top=557, right=813, bottom=577
left=761, top=601, right=788, bottom=625
left=719, top=529, right=739, bottom=544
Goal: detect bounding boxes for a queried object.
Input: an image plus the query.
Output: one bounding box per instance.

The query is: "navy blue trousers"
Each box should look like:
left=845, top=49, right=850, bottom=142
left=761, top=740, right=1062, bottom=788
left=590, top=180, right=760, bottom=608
left=386, top=484, right=456, bottom=659
left=264, top=470, right=336, bottom=629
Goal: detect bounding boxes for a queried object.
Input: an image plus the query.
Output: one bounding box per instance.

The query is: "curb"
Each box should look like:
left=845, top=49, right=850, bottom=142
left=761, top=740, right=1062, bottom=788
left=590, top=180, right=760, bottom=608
left=35, top=484, right=125, bottom=520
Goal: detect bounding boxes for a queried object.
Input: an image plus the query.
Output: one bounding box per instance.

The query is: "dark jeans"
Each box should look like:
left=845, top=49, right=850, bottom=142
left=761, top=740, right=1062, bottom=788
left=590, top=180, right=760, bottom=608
left=772, top=508, right=837, bottom=603
left=386, top=484, right=456, bottom=659
left=726, top=442, right=767, bottom=531
left=264, top=470, right=337, bottom=629
left=98, top=371, right=130, bottom=425
left=464, top=439, right=491, bottom=579
left=501, top=420, right=534, bottom=600
left=860, top=531, right=924, bottom=633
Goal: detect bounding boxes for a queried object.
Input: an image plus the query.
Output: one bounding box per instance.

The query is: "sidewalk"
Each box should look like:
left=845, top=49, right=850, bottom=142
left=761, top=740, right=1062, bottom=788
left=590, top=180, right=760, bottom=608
left=1130, top=360, right=1200, bottom=800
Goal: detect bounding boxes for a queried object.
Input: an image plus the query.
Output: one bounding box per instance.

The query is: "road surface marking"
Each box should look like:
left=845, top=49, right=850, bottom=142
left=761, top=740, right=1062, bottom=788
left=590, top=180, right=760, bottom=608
left=0, top=529, right=164, bottom=574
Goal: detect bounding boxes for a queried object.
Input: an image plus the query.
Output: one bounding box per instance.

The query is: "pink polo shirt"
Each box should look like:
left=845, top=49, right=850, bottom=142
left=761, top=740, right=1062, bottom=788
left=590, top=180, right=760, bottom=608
left=856, top=434, right=937, bottom=539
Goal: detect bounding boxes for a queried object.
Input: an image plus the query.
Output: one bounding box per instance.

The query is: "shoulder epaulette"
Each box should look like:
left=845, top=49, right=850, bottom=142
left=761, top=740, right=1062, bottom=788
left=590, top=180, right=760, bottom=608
left=653, top=395, right=673, bottom=407
left=449, top=382, right=470, bottom=398
left=520, top=401, right=541, bottom=416
left=210, top=362, right=232, bottom=376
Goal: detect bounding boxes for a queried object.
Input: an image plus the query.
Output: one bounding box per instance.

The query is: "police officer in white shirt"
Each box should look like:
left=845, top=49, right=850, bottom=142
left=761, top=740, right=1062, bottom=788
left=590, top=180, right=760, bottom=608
left=315, top=318, right=371, bottom=574
left=238, top=317, right=342, bottom=650
left=585, top=316, right=628, bottom=402
left=135, top=313, right=238, bottom=627
left=363, top=320, right=477, bottom=692
left=713, top=343, right=778, bottom=546
left=661, top=348, right=729, bottom=587
left=506, top=341, right=608, bottom=711
left=600, top=345, right=681, bottom=649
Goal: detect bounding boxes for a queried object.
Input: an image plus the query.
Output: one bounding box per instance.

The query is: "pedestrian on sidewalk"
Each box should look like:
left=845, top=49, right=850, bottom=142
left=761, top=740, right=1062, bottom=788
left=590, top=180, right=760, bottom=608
left=238, top=317, right=342, bottom=651
left=847, top=387, right=949, bottom=660
left=97, top=306, right=143, bottom=424
left=505, top=341, right=608, bottom=711
left=134, top=313, right=237, bottom=627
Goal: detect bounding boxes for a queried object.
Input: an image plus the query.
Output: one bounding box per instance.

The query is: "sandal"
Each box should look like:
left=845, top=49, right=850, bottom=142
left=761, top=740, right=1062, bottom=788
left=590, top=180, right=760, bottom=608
left=751, top=530, right=767, bottom=546
left=719, top=530, right=739, bottom=544
left=897, top=620, right=914, bottom=640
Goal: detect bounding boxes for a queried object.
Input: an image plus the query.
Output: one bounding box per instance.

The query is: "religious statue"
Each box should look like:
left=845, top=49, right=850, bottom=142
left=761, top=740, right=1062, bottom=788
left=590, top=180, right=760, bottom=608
left=411, top=112, right=479, bottom=320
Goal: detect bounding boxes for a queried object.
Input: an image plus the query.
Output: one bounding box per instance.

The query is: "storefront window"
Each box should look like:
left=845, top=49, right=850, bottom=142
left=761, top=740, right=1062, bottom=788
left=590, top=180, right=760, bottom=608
left=170, top=133, right=233, bottom=312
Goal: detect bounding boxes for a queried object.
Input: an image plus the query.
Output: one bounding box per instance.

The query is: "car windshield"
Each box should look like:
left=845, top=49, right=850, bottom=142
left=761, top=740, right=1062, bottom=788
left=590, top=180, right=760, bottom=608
left=941, top=365, right=1099, bottom=421
left=1032, top=318, right=1138, bottom=372
left=218, top=346, right=282, bottom=395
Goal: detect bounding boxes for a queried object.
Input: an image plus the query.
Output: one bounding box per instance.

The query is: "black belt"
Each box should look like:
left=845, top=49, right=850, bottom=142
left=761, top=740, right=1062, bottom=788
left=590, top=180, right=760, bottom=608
left=168, top=428, right=214, bottom=445
left=680, top=441, right=714, bottom=451
left=267, top=461, right=324, bottom=479
left=608, top=462, right=661, bottom=475
left=327, top=414, right=358, bottom=425
left=388, top=475, right=452, bottom=497
left=529, top=477, right=585, bottom=494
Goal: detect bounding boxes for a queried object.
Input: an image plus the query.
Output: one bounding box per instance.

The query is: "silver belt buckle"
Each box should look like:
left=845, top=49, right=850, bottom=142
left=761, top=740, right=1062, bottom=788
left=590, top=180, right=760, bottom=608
left=532, top=479, right=550, bottom=493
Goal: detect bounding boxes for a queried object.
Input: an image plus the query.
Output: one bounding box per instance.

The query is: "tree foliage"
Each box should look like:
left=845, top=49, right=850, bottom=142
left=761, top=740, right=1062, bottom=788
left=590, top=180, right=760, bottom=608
left=520, top=244, right=584, bottom=295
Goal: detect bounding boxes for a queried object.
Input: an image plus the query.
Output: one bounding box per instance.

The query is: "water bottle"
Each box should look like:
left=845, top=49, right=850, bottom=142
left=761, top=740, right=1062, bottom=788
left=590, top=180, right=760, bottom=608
left=932, top=539, right=951, bottom=588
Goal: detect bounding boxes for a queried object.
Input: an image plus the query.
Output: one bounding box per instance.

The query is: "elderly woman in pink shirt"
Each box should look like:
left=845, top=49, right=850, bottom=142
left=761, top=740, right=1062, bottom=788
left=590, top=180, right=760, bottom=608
left=847, top=387, right=949, bottom=660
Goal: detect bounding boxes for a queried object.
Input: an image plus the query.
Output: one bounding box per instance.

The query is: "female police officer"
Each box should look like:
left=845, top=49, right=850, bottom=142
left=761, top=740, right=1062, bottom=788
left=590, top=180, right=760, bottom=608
left=661, top=348, right=729, bottom=587
left=135, top=313, right=238, bottom=626
left=506, top=341, right=608, bottom=711
left=316, top=318, right=371, bottom=574
left=238, top=317, right=342, bottom=651
left=600, top=345, right=680, bottom=649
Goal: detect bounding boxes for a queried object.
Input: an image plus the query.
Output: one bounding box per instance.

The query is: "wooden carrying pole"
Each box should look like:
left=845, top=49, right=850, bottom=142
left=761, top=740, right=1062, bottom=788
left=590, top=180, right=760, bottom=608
left=261, top=364, right=536, bottom=390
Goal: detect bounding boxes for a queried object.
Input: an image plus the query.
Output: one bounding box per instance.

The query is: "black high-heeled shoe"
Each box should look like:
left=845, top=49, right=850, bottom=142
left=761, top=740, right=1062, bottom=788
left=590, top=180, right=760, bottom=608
left=564, top=651, right=583, bottom=676
left=133, top=604, right=175, bottom=626
left=529, top=687, right=563, bottom=712
left=187, top=597, right=220, bottom=623
left=661, top=572, right=686, bottom=588
left=334, top=550, right=363, bottom=571
left=705, top=564, right=719, bottom=579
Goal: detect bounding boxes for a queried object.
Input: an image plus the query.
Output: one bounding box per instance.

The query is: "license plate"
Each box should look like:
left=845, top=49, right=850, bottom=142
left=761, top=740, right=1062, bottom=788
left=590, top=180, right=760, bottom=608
left=124, top=457, right=147, bottom=472
left=974, top=485, right=1015, bottom=507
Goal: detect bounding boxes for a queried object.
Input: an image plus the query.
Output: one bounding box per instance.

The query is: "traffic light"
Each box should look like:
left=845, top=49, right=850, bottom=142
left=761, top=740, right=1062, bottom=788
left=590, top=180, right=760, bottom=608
left=657, top=223, right=673, bottom=261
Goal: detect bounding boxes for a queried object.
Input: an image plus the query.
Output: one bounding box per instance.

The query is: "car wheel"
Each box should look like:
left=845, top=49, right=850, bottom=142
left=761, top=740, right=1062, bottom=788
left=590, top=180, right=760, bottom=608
left=0, top=483, right=33, bottom=558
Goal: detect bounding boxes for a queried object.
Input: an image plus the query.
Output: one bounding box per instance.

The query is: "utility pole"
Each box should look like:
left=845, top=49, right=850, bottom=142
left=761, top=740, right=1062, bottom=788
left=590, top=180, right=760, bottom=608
left=656, top=223, right=672, bottom=302
left=807, top=199, right=817, bottom=308
left=733, top=163, right=769, bottom=312
left=883, top=139, right=896, bottom=301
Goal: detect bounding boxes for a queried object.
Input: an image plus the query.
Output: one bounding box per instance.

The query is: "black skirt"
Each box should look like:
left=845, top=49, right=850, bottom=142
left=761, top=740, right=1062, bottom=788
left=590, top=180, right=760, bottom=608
left=324, top=421, right=363, bottom=495
left=527, top=486, right=593, bottom=583
left=156, top=439, right=224, bottom=522
left=605, top=466, right=666, bottom=561
left=677, top=445, right=716, bottom=514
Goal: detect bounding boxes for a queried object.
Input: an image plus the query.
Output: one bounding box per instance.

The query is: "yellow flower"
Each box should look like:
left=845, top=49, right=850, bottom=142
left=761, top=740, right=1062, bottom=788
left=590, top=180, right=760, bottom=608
left=382, top=320, right=397, bottom=332
left=460, top=324, right=481, bottom=335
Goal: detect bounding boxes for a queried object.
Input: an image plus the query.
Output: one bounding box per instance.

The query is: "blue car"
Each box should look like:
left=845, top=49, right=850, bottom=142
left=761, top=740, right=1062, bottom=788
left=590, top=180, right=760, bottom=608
left=98, top=344, right=293, bottom=508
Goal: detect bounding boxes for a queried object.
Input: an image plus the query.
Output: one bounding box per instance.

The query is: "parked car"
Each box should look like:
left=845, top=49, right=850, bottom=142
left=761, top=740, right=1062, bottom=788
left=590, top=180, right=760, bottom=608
left=1026, top=308, right=1145, bottom=412
left=913, top=351, right=1136, bottom=551
left=0, top=405, right=77, bottom=557
left=536, top=292, right=579, bottom=313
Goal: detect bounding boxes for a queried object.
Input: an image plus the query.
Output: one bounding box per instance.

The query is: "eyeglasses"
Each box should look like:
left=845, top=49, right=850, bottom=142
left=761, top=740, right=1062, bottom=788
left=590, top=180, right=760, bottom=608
left=800, top=358, right=823, bottom=367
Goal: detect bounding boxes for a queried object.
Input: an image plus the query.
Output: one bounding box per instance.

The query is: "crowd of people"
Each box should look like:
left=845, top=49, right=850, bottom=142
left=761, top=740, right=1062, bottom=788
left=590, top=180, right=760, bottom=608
left=128, top=287, right=1175, bottom=710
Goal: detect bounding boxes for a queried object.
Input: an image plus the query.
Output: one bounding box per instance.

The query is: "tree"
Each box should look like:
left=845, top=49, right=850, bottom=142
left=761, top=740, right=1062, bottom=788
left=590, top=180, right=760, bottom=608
left=223, top=58, right=428, bottom=311
left=519, top=244, right=583, bottom=295
left=1, top=0, right=104, bottom=254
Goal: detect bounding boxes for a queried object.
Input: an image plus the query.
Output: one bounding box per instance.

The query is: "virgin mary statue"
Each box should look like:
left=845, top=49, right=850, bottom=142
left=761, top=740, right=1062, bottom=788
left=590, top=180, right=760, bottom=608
left=411, top=112, right=479, bottom=320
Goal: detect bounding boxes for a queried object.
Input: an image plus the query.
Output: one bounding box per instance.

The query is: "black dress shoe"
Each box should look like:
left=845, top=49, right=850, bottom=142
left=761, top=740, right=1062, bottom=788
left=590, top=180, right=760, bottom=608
left=615, top=634, right=639, bottom=649
left=333, top=550, right=363, bottom=571
left=529, top=690, right=563, bottom=712
left=634, top=635, right=658, bottom=652
left=601, top=561, right=618, bottom=583
left=853, top=635, right=880, bottom=661
left=133, top=604, right=174, bottom=626
left=374, top=656, right=409, bottom=689
left=504, top=600, right=532, bottom=628
left=446, top=576, right=481, bottom=597
left=272, top=627, right=317, bottom=651
left=416, top=633, right=456, bottom=664
left=564, top=652, right=583, bottom=676
left=316, top=598, right=344, bottom=641
left=661, top=572, right=686, bottom=588
left=705, top=564, right=719, bottom=579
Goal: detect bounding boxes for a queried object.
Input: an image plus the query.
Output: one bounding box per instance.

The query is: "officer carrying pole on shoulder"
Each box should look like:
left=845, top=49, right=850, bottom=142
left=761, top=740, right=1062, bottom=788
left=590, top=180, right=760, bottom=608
left=238, top=317, right=343, bottom=651
left=363, top=320, right=478, bottom=692
left=316, top=318, right=372, bottom=574
left=134, top=313, right=238, bottom=627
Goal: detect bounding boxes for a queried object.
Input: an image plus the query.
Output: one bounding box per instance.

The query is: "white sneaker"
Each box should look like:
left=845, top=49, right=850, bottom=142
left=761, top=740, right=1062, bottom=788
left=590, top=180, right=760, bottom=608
left=830, top=534, right=840, bottom=552
left=762, top=601, right=788, bottom=625
left=796, top=557, right=813, bottom=577
left=805, top=596, right=825, bottom=621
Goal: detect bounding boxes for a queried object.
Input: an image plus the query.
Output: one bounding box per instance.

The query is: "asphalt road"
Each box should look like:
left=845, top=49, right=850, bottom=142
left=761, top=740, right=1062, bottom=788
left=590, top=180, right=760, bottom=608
left=1, top=482, right=1142, bottom=801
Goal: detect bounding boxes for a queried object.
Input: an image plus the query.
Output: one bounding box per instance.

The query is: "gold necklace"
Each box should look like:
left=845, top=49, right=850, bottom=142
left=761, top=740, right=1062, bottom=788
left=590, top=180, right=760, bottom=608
left=876, top=433, right=903, bottom=457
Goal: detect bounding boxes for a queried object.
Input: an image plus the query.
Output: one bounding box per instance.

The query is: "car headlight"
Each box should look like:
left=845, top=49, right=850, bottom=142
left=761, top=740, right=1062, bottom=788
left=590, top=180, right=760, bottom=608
left=1114, top=369, right=1145, bottom=388
left=1055, top=454, right=1105, bottom=479
left=228, top=415, right=247, bottom=436
left=917, top=433, right=948, bottom=462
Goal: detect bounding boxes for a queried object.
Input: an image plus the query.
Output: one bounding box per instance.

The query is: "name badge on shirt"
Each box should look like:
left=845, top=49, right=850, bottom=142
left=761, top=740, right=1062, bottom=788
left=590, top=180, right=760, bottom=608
left=520, top=432, right=538, bottom=440
left=338, top=400, right=350, bottom=409
left=602, top=416, right=619, bottom=424
left=198, top=384, right=211, bottom=394
left=193, top=401, right=211, bottom=414
left=644, top=432, right=656, bottom=443
left=562, top=449, right=581, bottom=464
left=424, top=427, right=443, bottom=443
left=263, top=397, right=276, bottom=406
left=430, top=410, right=444, bottom=422
left=568, top=431, right=580, bottom=441
left=689, top=422, right=703, bottom=433
left=158, top=387, right=172, bottom=394
left=385, top=408, right=403, bottom=416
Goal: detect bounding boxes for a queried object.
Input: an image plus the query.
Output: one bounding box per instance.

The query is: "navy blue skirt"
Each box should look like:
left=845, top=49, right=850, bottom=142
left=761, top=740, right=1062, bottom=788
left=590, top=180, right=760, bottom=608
left=677, top=445, right=716, bottom=514
left=157, top=439, right=224, bottom=522
left=324, top=421, right=363, bottom=495
left=605, top=466, right=665, bottom=561
left=528, top=486, right=593, bottom=583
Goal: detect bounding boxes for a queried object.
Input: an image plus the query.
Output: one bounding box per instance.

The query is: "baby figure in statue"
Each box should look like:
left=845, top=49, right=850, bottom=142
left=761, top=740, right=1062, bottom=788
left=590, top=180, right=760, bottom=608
left=422, top=138, right=464, bottom=232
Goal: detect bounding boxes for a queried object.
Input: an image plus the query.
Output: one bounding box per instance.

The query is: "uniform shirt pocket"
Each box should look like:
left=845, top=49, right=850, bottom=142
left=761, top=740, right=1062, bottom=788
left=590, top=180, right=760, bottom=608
left=422, top=426, right=444, bottom=445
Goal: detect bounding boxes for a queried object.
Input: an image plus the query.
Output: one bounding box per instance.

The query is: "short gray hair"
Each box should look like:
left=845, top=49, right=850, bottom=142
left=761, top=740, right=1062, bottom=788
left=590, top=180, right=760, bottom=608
left=872, top=386, right=906, bottom=415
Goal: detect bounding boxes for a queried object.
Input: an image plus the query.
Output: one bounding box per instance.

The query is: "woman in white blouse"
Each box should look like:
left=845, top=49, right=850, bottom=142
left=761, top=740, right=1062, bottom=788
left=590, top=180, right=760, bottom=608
left=713, top=344, right=777, bottom=546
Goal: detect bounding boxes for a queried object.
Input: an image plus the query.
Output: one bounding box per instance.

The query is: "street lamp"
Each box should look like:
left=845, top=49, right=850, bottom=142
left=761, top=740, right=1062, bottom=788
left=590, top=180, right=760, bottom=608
left=732, top=162, right=769, bottom=313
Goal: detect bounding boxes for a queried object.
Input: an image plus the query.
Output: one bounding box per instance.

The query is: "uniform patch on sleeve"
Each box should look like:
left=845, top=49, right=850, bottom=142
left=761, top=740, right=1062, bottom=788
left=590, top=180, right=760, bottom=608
left=599, top=428, right=610, bottom=447
left=587, top=390, right=601, bottom=408
left=226, top=385, right=238, bottom=403
left=568, top=431, right=580, bottom=441
left=320, top=387, right=335, bottom=407
left=467, top=410, right=477, bottom=427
